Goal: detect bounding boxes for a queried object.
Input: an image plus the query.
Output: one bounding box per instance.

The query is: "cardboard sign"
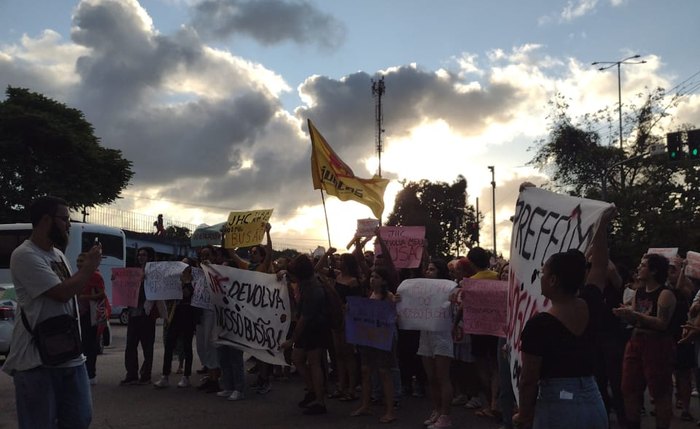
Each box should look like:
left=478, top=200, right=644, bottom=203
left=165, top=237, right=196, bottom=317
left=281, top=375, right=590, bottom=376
left=345, top=296, right=397, bottom=351
left=375, top=226, right=425, bottom=269
left=144, top=261, right=188, bottom=301
left=191, top=222, right=226, bottom=247
left=461, top=279, right=508, bottom=337
left=111, top=267, right=144, bottom=308
left=222, top=209, right=273, bottom=249
left=356, top=218, right=380, bottom=238
left=686, top=251, right=700, bottom=280
left=190, top=267, right=212, bottom=310
left=201, top=264, right=290, bottom=366
left=395, top=278, right=456, bottom=331
left=646, top=248, right=679, bottom=261
left=507, top=187, right=612, bottom=402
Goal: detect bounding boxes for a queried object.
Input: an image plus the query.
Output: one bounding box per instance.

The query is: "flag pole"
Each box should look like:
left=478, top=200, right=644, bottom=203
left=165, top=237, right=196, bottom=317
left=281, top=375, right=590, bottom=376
left=319, top=189, right=332, bottom=248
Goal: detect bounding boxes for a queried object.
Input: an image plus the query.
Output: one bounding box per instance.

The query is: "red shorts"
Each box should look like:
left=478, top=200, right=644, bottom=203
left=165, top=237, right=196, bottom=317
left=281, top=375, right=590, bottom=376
left=621, top=332, right=675, bottom=398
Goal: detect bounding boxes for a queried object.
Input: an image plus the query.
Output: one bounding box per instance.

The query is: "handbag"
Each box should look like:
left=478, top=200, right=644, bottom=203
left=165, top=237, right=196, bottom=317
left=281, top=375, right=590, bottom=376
left=21, top=298, right=83, bottom=366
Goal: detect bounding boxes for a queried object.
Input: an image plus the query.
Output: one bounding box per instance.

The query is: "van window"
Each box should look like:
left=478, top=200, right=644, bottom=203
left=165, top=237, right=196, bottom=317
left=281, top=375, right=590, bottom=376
left=81, top=233, right=124, bottom=261
left=0, top=230, right=32, bottom=269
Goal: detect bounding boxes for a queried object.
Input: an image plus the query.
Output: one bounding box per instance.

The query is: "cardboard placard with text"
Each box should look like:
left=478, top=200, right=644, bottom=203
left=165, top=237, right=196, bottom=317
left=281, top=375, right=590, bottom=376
left=223, top=209, right=273, bottom=249
left=374, top=226, right=425, bottom=269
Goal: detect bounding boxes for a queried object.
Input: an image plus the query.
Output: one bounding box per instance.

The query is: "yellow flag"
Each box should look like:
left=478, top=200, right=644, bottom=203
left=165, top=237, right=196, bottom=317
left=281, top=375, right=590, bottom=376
left=309, top=119, right=389, bottom=219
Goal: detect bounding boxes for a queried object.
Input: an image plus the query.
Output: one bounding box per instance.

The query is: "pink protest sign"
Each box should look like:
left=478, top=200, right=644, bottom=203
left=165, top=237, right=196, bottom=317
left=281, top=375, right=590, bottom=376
left=375, top=226, right=425, bottom=269
left=111, top=267, right=143, bottom=308
left=461, top=279, right=508, bottom=337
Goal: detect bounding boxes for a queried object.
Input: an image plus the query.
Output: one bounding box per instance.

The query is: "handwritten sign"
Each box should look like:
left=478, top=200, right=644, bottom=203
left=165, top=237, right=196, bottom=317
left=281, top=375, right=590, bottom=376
left=395, top=278, right=456, bottom=331
left=686, top=251, right=700, bottom=279
left=111, top=268, right=143, bottom=308
left=461, top=279, right=508, bottom=337
left=201, top=264, right=290, bottom=366
left=345, top=296, right=397, bottom=351
left=375, top=226, right=425, bottom=269
left=190, top=267, right=212, bottom=310
left=356, top=218, right=380, bottom=238
left=144, top=261, right=188, bottom=301
left=223, top=209, right=273, bottom=249
left=647, top=248, right=679, bottom=260
left=507, top=187, right=611, bottom=401
left=191, top=222, right=226, bottom=247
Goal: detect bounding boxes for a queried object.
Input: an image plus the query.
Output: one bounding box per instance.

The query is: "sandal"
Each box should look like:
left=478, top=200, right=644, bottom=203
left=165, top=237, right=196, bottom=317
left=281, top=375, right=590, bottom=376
left=339, top=393, right=358, bottom=402
left=475, top=408, right=495, bottom=418
left=351, top=408, right=372, bottom=417
left=379, top=415, right=396, bottom=424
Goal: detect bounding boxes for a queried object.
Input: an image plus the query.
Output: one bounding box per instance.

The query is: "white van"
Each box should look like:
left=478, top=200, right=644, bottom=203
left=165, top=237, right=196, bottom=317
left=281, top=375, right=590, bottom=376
left=0, top=222, right=126, bottom=350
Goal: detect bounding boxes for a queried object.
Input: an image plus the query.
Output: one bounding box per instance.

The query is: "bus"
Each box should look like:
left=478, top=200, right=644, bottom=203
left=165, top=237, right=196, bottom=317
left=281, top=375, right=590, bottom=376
left=0, top=222, right=127, bottom=349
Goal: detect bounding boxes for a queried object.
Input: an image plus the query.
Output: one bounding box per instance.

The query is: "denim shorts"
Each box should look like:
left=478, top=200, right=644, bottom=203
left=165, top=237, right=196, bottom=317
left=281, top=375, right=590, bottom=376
left=533, top=376, right=607, bottom=429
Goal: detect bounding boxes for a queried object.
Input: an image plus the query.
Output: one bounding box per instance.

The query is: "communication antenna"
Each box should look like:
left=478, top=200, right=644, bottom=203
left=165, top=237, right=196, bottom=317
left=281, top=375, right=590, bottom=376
left=371, top=76, right=385, bottom=177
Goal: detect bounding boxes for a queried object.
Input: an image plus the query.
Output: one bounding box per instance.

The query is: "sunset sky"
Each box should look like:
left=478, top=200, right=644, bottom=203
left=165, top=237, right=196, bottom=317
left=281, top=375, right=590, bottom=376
left=1, top=0, right=698, bottom=257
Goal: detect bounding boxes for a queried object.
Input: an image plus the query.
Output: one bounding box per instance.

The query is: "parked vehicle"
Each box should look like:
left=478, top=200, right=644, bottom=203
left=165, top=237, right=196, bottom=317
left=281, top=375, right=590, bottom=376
left=0, top=283, right=17, bottom=357
left=0, top=223, right=127, bottom=348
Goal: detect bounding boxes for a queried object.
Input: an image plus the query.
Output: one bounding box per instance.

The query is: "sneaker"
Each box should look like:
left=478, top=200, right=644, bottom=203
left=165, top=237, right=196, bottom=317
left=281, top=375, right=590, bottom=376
left=119, top=377, right=139, bottom=386
left=177, top=376, right=190, bottom=388
left=228, top=390, right=244, bottom=401
left=256, top=383, right=271, bottom=394
left=89, top=377, right=96, bottom=386
left=298, top=392, right=316, bottom=408
left=423, top=411, right=440, bottom=426
left=153, top=376, right=169, bottom=388
left=451, top=394, right=469, bottom=406
left=464, top=397, right=483, bottom=409
left=693, top=388, right=699, bottom=398
left=217, top=390, right=234, bottom=397
left=428, top=415, right=452, bottom=429
left=302, top=403, right=327, bottom=415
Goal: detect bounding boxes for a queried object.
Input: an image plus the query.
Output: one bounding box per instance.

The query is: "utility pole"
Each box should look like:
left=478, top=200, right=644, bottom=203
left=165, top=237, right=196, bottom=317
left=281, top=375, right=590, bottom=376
left=592, top=55, right=646, bottom=192
left=488, top=166, right=496, bottom=257
left=371, top=76, right=385, bottom=177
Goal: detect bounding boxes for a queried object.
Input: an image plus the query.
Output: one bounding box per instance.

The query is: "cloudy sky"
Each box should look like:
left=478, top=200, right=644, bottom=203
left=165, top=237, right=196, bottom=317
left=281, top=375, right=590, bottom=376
left=1, top=0, right=699, bottom=256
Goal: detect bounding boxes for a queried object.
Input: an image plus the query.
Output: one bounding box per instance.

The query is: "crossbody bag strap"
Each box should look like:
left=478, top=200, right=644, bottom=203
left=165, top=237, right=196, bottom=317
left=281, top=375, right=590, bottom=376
left=20, top=307, right=33, bottom=335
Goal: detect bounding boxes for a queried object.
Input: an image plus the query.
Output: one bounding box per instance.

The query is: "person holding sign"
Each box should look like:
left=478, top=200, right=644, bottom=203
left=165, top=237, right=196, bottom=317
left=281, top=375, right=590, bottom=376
left=351, top=266, right=399, bottom=423
left=120, top=247, right=158, bottom=386
left=76, top=252, right=106, bottom=385
left=513, top=206, right=614, bottom=429
left=418, top=258, right=457, bottom=429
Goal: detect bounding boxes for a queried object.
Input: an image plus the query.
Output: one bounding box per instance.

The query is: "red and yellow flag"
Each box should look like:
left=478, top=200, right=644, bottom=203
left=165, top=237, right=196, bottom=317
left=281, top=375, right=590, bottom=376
left=309, top=119, right=389, bottom=219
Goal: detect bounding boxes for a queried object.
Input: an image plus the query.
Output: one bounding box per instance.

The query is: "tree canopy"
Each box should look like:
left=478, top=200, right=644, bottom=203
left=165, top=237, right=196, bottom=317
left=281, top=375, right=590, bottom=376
left=530, top=89, right=700, bottom=268
left=386, top=175, right=480, bottom=260
left=0, top=86, right=133, bottom=222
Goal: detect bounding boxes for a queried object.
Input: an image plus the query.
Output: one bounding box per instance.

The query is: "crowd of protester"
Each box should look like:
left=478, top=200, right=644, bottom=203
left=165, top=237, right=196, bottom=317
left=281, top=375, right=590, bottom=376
left=7, top=193, right=700, bottom=429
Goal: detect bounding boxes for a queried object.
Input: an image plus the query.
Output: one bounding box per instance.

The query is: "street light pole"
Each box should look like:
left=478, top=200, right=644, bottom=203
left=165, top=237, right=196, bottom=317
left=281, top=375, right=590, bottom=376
left=592, top=55, right=646, bottom=192
left=488, top=166, right=496, bottom=257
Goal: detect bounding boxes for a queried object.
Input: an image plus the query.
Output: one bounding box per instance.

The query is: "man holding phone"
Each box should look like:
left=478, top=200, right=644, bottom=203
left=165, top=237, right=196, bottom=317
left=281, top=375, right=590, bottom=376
left=2, top=196, right=102, bottom=429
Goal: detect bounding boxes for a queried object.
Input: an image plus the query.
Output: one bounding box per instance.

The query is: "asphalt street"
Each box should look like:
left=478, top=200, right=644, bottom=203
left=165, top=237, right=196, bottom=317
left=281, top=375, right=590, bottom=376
left=0, top=324, right=698, bottom=428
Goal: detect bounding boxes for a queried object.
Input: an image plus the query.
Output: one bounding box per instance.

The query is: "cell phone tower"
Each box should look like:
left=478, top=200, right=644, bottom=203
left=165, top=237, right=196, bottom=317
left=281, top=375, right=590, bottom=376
left=371, top=76, right=385, bottom=177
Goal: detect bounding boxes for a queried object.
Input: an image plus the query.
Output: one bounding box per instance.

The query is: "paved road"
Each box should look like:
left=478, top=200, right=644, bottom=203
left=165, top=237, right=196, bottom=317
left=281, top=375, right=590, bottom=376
left=0, top=324, right=698, bottom=428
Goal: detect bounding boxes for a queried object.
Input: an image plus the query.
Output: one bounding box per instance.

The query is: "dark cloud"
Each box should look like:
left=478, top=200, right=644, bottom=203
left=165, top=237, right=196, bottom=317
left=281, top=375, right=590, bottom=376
left=191, top=0, right=345, bottom=50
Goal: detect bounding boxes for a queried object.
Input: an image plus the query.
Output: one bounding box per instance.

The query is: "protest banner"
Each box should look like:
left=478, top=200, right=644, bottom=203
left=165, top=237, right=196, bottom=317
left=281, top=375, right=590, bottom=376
left=346, top=218, right=381, bottom=249
left=190, top=267, right=212, bottom=310
left=222, top=209, right=273, bottom=249
left=144, top=261, right=188, bottom=301
left=374, top=226, right=425, bottom=269
left=507, top=187, right=612, bottom=401
left=686, top=251, right=700, bottom=279
left=111, top=267, right=143, bottom=308
left=191, top=222, right=226, bottom=247
left=647, top=248, right=679, bottom=261
left=345, top=296, right=397, bottom=351
left=461, top=279, right=508, bottom=337
left=395, top=278, right=456, bottom=331
left=201, top=264, right=290, bottom=366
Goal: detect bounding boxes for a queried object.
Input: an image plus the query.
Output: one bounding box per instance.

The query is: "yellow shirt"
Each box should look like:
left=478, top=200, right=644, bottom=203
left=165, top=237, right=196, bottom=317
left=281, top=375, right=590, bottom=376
left=470, top=270, right=498, bottom=280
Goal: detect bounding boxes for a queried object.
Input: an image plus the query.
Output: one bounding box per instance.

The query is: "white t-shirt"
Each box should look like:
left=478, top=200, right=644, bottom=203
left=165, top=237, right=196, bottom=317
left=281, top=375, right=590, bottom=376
left=2, top=240, right=85, bottom=375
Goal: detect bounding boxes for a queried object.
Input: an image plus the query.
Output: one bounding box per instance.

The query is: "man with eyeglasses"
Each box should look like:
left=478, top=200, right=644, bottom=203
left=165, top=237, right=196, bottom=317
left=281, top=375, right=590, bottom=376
left=2, top=196, right=102, bottom=428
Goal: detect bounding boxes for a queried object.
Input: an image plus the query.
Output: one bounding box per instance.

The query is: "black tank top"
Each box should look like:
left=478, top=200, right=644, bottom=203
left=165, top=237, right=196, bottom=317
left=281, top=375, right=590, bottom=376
left=633, top=285, right=665, bottom=318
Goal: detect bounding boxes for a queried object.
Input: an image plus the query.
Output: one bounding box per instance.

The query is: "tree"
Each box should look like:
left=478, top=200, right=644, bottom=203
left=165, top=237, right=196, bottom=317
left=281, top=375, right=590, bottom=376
left=0, top=86, right=133, bottom=222
left=386, top=175, right=481, bottom=260
left=530, top=89, right=700, bottom=268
